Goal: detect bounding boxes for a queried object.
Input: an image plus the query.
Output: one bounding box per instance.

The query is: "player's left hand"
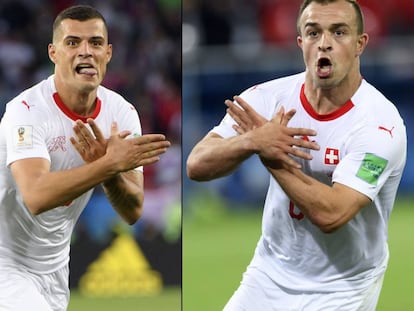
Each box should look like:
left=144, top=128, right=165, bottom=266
left=225, top=96, right=267, bottom=134
left=226, top=95, right=319, bottom=169
left=70, top=118, right=111, bottom=163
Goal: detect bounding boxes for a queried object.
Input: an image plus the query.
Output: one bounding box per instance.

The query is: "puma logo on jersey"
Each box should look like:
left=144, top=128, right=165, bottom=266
left=21, top=100, right=34, bottom=111
left=248, top=85, right=259, bottom=92
left=378, top=126, right=394, bottom=138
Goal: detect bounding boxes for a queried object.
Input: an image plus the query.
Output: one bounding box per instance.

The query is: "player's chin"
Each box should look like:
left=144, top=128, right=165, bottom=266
left=314, top=77, right=339, bottom=90
left=76, top=80, right=100, bottom=92
left=76, top=72, right=100, bottom=82
left=75, top=72, right=100, bottom=81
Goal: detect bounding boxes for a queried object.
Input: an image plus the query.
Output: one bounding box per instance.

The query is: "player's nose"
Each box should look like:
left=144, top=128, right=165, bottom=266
left=78, top=41, right=92, bottom=58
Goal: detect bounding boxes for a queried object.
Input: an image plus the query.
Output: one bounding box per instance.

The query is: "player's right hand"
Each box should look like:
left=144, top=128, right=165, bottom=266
left=226, top=95, right=320, bottom=169
left=105, top=122, right=171, bottom=172
left=70, top=118, right=108, bottom=163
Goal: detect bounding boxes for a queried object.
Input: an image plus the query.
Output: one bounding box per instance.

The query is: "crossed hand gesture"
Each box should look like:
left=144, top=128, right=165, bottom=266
left=225, top=96, right=319, bottom=169
left=70, top=118, right=170, bottom=171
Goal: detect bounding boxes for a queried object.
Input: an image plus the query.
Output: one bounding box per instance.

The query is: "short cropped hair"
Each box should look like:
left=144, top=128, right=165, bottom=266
left=52, top=5, right=108, bottom=40
left=297, top=0, right=365, bottom=35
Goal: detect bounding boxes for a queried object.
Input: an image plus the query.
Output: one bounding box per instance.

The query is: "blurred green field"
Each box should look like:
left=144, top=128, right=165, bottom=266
left=183, top=195, right=414, bottom=311
left=67, top=287, right=181, bottom=311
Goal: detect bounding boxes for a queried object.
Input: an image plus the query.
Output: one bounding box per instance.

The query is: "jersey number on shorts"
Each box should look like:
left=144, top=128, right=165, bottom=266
left=289, top=201, right=304, bottom=220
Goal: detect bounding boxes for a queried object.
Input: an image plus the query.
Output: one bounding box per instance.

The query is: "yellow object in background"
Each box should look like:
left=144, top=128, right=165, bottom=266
left=79, top=233, right=163, bottom=297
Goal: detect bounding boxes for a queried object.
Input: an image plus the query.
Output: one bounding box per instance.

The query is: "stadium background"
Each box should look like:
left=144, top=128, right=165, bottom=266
left=183, top=1, right=414, bottom=310
left=0, top=0, right=181, bottom=310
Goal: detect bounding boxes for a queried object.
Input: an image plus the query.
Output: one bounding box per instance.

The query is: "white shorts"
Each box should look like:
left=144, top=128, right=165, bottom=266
left=223, top=266, right=384, bottom=311
left=0, top=264, right=69, bottom=311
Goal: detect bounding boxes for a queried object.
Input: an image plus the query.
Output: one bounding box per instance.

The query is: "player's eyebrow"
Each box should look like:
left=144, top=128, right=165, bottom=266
left=63, top=35, right=80, bottom=40
left=304, top=22, right=319, bottom=29
left=329, top=22, right=350, bottom=30
left=63, top=35, right=105, bottom=41
left=304, top=22, right=350, bottom=30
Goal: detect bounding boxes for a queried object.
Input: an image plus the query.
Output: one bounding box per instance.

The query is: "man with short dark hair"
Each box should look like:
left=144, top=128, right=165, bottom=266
left=0, top=5, right=170, bottom=310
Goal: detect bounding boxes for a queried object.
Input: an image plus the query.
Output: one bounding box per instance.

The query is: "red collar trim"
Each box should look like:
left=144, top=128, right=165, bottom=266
left=53, top=92, right=101, bottom=123
left=300, top=84, right=354, bottom=121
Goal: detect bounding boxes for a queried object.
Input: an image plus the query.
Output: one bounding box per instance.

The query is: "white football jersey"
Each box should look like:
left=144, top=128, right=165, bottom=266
left=0, top=75, right=142, bottom=273
left=211, top=72, right=407, bottom=292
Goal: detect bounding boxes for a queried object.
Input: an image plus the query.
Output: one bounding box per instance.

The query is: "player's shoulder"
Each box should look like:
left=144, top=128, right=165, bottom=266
left=354, top=80, right=390, bottom=103
left=239, top=72, right=305, bottom=108
left=10, top=77, right=49, bottom=102
left=351, top=80, right=406, bottom=146
left=353, top=80, right=402, bottom=121
left=97, top=85, right=137, bottom=112
left=97, top=84, right=125, bottom=101
left=244, top=72, right=305, bottom=94
left=3, top=77, right=51, bottom=118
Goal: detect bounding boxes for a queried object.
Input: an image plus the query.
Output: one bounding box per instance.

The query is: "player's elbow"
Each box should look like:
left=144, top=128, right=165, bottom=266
left=186, top=157, right=206, bottom=181
left=24, top=198, right=51, bottom=215
left=309, top=210, right=347, bottom=234
left=121, top=203, right=143, bottom=225
left=187, top=153, right=225, bottom=181
left=27, top=206, right=43, bottom=216
left=127, top=209, right=142, bottom=225
left=311, top=217, right=342, bottom=233
left=186, top=165, right=201, bottom=181
left=318, top=223, right=341, bottom=234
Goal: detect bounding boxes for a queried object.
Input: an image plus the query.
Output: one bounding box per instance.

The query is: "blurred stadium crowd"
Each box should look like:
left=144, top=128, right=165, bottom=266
left=183, top=0, right=414, bottom=208
left=184, top=0, right=414, bottom=47
left=0, top=0, right=181, bottom=244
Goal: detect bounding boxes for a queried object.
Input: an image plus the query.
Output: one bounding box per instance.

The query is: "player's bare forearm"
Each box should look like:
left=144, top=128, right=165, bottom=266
left=10, top=124, right=166, bottom=215
left=265, top=165, right=370, bottom=233
left=186, top=132, right=256, bottom=181
left=10, top=155, right=125, bottom=215
left=102, top=170, right=143, bottom=225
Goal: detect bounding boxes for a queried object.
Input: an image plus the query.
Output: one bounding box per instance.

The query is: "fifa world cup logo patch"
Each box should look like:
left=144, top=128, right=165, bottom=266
left=13, top=125, right=33, bottom=149
left=18, top=127, right=25, bottom=141
left=356, top=153, right=388, bottom=185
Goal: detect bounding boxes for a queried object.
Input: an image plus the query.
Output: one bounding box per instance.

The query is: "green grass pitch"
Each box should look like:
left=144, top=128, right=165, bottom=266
left=183, top=196, right=414, bottom=311
left=67, top=287, right=181, bottom=311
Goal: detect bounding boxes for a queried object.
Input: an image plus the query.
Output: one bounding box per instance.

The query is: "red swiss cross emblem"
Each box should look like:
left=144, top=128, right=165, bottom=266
left=324, top=148, right=340, bottom=165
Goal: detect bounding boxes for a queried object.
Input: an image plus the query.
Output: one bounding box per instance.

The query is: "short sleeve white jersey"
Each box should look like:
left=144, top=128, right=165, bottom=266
left=211, top=72, right=407, bottom=292
left=0, top=75, right=142, bottom=273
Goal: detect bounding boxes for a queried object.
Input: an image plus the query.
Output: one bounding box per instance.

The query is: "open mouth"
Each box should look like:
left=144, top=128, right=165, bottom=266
left=317, top=57, right=332, bottom=78
left=75, top=64, right=98, bottom=76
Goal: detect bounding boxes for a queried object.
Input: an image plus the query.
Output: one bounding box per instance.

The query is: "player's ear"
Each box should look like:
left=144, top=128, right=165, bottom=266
left=356, top=33, right=369, bottom=57
left=297, top=36, right=303, bottom=49
left=106, top=44, right=113, bottom=64
left=48, top=43, right=57, bottom=64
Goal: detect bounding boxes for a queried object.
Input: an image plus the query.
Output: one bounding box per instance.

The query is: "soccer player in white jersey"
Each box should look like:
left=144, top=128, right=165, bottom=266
left=187, top=0, right=407, bottom=310
left=0, top=5, right=170, bottom=311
